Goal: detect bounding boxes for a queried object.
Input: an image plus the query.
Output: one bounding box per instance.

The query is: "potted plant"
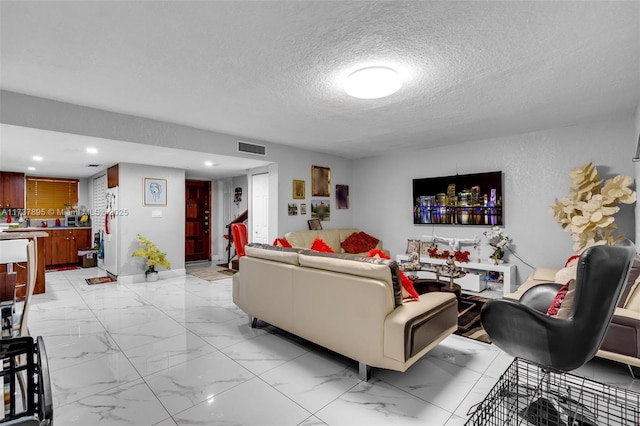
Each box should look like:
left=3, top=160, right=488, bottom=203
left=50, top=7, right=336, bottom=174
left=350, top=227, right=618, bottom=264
left=132, top=234, right=171, bottom=281
left=483, top=226, right=511, bottom=265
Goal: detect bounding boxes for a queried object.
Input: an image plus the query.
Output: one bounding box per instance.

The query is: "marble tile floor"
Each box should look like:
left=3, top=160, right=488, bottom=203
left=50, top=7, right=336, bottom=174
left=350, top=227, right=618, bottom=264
left=25, top=267, right=640, bottom=426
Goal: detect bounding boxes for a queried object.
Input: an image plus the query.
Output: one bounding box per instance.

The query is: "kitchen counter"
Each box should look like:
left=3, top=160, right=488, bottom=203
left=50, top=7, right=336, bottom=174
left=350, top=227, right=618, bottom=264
left=0, top=230, right=48, bottom=295
left=2, top=226, right=92, bottom=233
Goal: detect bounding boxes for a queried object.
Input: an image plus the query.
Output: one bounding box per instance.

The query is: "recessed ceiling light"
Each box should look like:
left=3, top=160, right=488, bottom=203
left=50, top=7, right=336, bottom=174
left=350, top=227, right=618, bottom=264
left=205, top=161, right=213, bottom=167
left=32, top=155, right=43, bottom=161
left=344, top=66, right=402, bottom=99
left=27, top=167, right=35, bottom=171
left=86, top=147, right=98, bottom=154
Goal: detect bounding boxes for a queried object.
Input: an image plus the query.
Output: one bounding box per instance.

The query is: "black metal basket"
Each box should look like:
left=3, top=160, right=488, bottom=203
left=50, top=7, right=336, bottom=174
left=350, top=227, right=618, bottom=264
left=1, top=336, right=53, bottom=425
left=466, top=358, right=640, bottom=426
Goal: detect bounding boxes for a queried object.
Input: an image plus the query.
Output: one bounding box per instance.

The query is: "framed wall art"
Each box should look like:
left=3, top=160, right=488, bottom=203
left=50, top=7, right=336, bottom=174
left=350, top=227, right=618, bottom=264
left=308, top=218, right=322, bottom=230
left=311, top=200, right=330, bottom=221
left=292, top=179, right=305, bottom=199
left=144, top=178, right=167, bottom=206
left=288, top=203, right=298, bottom=216
left=300, top=203, right=307, bottom=215
left=336, top=184, right=349, bottom=209
left=311, top=165, right=330, bottom=196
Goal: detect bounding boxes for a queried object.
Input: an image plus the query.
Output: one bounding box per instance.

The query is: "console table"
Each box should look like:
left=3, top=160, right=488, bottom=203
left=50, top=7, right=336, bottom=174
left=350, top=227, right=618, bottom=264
left=396, top=254, right=517, bottom=296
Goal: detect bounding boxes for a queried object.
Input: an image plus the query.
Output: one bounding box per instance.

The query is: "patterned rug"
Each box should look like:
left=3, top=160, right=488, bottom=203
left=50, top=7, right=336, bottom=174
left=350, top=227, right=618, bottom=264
left=187, top=266, right=237, bottom=281
left=85, top=276, right=115, bottom=285
left=455, top=294, right=492, bottom=344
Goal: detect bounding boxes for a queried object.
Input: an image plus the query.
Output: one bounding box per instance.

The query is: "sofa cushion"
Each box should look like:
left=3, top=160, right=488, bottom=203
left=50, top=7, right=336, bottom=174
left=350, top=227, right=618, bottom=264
left=546, top=280, right=572, bottom=317
left=298, top=250, right=403, bottom=307
left=624, top=274, right=640, bottom=312
left=556, top=279, right=577, bottom=319
left=531, top=268, right=560, bottom=282
left=341, top=232, right=380, bottom=254
left=245, top=244, right=302, bottom=266
left=619, top=255, right=640, bottom=308
left=310, top=237, right=334, bottom=253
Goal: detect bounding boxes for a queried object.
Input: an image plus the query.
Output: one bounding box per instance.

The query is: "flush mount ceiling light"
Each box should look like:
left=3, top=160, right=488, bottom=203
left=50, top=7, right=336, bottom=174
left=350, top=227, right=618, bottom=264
left=344, top=66, right=402, bottom=99
left=32, top=155, right=43, bottom=161
left=86, top=147, right=98, bottom=154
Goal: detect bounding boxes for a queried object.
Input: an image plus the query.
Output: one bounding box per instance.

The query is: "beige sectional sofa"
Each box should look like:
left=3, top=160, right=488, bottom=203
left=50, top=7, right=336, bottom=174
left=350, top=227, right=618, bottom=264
left=284, top=228, right=384, bottom=255
left=506, top=259, right=640, bottom=376
left=232, top=243, right=458, bottom=380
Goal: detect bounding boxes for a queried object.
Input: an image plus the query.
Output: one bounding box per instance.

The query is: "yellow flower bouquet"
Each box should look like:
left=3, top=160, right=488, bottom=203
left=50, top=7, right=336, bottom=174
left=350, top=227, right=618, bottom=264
left=132, top=234, right=171, bottom=275
left=550, top=163, right=636, bottom=251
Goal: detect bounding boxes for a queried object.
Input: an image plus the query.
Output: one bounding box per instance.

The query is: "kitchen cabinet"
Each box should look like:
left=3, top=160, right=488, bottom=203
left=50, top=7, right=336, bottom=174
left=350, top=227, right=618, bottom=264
left=107, top=164, right=119, bottom=188
left=44, top=228, right=92, bottom=266
left=0, top=172, right=25, bottom=208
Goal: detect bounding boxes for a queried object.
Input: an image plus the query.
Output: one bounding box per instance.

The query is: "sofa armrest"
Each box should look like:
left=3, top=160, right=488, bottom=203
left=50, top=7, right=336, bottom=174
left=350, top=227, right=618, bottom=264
left=600, top=307, right=640, bottom=358
left=383, top=293, right=457, bottom=363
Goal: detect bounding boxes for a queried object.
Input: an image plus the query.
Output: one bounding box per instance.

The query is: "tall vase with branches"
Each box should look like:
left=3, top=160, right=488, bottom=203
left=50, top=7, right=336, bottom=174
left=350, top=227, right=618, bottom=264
left=550, top=162, right=636, bottom=251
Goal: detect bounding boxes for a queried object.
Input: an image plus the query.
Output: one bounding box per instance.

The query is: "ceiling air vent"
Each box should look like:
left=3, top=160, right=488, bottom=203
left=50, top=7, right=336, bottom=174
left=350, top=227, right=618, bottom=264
left=86, top=164, right=101, bottom=167
left=237, top=140, right=266, bottom=156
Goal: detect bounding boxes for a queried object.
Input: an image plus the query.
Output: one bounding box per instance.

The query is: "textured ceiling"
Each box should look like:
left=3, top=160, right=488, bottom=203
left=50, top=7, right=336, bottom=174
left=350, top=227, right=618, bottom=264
left=1, top=1, right=639, bottom=162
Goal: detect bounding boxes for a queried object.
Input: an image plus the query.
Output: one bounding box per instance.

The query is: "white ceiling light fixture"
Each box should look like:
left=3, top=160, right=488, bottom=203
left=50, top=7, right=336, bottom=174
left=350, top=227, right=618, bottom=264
left=32, top=155, right=43, bottom=161
left=27, top=167, right=35, bottom=171
left=344, top=66, right=403, bottom=99
left=86, top=147, right=98, bottom=154
left=204, top=161, right=213, bottom=167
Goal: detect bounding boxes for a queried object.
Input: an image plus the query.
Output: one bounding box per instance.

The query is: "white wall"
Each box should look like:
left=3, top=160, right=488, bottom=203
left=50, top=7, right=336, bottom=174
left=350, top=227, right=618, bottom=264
left=116, top=163, right=186, bottom=278
left=353, top=112, right=638, bottom=283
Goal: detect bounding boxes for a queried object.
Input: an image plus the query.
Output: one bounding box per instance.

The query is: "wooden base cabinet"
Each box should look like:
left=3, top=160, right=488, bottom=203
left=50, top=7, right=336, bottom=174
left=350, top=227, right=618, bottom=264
left=44, top=228, right=92, bottom=267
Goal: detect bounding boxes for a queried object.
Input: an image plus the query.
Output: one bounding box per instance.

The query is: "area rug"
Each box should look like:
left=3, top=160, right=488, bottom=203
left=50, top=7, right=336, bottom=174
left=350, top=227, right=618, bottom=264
left=85, top=276, right=115, bottom=285
left=187, top=266, right=237, bottom=281
left=455, top=294, right=492, bottom=344
left=47, top=265, right=81, bottom=272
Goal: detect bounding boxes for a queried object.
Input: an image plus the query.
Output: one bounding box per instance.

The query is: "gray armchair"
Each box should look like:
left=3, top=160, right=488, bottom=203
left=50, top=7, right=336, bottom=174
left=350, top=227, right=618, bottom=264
left=481, top=241, right=635, bottom=372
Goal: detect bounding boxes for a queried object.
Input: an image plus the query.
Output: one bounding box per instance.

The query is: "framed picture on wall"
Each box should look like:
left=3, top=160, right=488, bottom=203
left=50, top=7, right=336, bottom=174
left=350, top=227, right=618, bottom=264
left=308, top=218, right=322, bottom=230
left=144, top=178, right=167, bottom=206
left=300, top=203, right=307, bottom=215
left=288, top=203, right=298, bottom=216
left=311, top=165, right=330, bottom=196
left=336, top=184, right=349, bottom=209
left=292, top=180, right=305, bottom=199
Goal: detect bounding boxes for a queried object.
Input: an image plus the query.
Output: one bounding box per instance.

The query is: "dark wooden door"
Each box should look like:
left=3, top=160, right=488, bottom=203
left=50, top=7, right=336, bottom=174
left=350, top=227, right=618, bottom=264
left=185, top=180, right=211, bottom=262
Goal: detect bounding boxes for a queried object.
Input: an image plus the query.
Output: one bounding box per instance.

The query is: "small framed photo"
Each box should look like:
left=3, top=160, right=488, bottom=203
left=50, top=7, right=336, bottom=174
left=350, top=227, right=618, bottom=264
left=308, top=218, right=322, bottom=230
left=300, top=203, right=307, bottom=215
left=144, top=178, right=167, bottom=206
left=336, top=184, right=349, bottom=209
left=288, top=203, right=298, bottom=216
left=292, top=180, right=305, bottom=199
left=420, top=241, right=435, bottom=255
left=406, top=239, right=421, bottom=255
left=311, top=165, right=330, bottom=196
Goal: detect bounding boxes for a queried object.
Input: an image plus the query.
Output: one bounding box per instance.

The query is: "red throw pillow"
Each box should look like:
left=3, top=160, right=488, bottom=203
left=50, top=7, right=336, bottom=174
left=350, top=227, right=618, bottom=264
left=310, top=237, right=334, bottom=253
left=341, top=232, right=380, bottom=254
left=367, top=249, right=390, bottom=259
left=272, top=238, right=292, bottom=248
left=365, top=249, right=418, bottom=300
left=546, top=281, right=571, bottom=317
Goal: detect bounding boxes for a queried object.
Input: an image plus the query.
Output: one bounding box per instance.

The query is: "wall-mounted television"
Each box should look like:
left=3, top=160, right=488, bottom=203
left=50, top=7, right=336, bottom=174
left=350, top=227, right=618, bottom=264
left=413, top=171, right=503, bottom=226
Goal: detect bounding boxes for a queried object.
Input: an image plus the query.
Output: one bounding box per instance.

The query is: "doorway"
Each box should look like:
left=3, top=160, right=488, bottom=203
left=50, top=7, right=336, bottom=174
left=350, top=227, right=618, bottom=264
left=251, top=173, right=269, bottom=244
left=185, top=180, right=211, bottom=262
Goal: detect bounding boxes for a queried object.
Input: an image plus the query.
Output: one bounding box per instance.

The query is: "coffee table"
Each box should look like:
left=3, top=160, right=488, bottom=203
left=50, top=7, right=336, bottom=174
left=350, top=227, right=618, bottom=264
left=412, top=278, right=462, bottom=303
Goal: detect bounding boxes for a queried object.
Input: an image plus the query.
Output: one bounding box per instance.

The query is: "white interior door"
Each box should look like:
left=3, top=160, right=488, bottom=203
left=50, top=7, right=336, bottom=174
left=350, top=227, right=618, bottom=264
left=251, top=173, right=269, bottom=244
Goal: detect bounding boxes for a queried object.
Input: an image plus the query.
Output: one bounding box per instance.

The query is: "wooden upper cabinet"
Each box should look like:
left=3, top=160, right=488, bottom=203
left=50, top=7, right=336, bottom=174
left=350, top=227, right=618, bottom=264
left=0, top=172, right=25, bottom=208
left=107, top=164, right=119, bottom=188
